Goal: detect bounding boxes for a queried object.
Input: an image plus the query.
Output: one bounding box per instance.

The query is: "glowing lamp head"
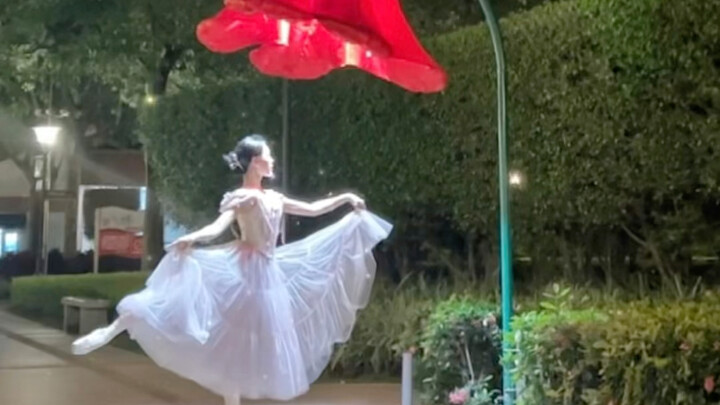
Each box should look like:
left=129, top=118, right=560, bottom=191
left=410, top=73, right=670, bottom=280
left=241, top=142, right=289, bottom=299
left=33, top=125, right=60, bottom=147
left=509, top=171, right=523, bottom=187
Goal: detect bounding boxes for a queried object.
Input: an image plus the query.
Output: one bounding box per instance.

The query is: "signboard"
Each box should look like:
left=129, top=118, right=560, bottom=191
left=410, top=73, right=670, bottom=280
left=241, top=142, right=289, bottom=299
left=93, top=207, right=144, bottom=273
left=97, top=229, right=143, bottom=257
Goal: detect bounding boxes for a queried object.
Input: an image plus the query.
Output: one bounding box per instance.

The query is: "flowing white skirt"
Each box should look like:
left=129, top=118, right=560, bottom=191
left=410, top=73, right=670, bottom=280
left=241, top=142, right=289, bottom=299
left=116, top=211, right=392, bottom=400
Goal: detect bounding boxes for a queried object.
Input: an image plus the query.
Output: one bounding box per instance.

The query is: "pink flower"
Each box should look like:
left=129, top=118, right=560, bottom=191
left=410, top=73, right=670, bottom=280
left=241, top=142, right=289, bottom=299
left=705, top=376, right=716, bottom=393
left=448, top=388, right=470, bottom=405
left=679, top=341, right=692, bottom=351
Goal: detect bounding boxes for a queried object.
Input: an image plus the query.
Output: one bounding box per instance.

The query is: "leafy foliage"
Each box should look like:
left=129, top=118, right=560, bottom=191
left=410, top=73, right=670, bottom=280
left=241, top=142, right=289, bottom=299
left=412, top=284, right=720, bottom=405
left=416, top=296, right=502, bottom=404
left=138, top=80, right=284, bottom=225
left=510, top=285, right=608, bottom=404
left=513, top=294, right=720, bottom=405
left=328, top=278, right=450, bottom=377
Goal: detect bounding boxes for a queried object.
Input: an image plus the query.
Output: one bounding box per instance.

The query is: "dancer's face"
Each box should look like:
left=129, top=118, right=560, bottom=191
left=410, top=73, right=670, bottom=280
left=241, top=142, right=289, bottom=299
left=252, top=144, right=275, bottom=178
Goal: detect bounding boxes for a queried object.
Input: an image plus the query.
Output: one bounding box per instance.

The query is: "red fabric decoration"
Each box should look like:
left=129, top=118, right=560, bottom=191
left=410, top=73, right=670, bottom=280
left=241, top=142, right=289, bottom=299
left=197, top=0, right=447, bottom=93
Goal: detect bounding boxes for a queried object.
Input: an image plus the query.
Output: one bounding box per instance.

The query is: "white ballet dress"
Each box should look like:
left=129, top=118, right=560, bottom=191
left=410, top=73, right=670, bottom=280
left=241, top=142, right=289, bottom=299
left=114, top=189, right=392, bottom=400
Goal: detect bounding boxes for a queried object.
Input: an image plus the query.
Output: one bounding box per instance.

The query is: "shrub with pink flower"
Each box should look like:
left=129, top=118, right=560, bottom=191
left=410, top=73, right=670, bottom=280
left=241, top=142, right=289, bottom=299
left=448, top=387, right=470, bottom=404
left=704, top=376, right=715, bottom=393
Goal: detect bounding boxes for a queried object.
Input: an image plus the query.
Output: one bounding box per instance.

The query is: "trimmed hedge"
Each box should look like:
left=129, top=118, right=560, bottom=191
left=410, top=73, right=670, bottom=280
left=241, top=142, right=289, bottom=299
left=10, top=272, right=148, bottom=318
left=0, top=277, right=10, bottom=300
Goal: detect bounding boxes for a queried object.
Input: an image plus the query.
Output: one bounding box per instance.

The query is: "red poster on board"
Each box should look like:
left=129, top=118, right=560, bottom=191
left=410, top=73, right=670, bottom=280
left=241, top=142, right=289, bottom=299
left=98, top=229, right=143, bottom=258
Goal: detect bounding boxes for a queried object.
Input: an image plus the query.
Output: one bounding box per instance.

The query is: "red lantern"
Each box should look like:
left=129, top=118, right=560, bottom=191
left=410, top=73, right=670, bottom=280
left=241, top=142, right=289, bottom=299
left=197, top=0, right=447, bottom=93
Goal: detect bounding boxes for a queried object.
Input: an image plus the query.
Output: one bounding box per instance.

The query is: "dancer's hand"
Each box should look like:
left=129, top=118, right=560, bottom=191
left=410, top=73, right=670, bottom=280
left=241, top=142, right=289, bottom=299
left=347, top=193, right=366, bottom=210
left=167, top=235, right=195, bottom=252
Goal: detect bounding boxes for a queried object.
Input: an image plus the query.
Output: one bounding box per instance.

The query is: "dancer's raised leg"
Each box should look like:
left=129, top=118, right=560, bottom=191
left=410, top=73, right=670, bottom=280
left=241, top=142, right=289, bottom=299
left=224, top=394, right=240, bottom=405
left=71, top=314, right=131, bottom=355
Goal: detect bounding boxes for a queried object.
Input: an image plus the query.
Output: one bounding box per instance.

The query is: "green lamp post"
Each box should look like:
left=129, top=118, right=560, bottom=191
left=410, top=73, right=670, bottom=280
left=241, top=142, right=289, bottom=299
left=476, top=1, right=515, bottom=403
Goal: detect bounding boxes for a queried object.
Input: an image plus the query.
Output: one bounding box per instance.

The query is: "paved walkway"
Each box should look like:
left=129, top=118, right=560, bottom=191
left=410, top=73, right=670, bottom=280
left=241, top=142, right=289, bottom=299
left=0, top=308, right=402, bottom=405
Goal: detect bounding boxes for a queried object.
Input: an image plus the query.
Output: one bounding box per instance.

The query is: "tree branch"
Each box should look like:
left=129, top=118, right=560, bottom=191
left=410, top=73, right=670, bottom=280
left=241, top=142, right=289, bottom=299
left=152, top=44, right=184, bottom=95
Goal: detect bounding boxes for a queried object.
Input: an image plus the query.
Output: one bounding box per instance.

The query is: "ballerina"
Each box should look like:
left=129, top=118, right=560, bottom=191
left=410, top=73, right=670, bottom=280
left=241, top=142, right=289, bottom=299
left=71, top=134, right=392, bottom=405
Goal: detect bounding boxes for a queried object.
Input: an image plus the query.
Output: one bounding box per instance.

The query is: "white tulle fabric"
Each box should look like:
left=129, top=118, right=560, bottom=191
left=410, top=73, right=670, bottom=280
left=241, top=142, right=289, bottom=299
left=115, top=190, right=392, bottom=400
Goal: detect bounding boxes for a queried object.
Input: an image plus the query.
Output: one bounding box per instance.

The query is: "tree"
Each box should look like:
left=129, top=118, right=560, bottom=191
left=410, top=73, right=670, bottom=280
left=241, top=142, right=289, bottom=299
left=0, top=4, right=142, bottom=258
left=404, top=0, right=551, bottom=35
left=0, top=0, right=251, bottom=267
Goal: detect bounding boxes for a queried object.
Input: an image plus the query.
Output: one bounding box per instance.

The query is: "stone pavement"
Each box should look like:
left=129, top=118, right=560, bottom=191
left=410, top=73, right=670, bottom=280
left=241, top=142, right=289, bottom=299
left=0, top=308, right=402, bottom=405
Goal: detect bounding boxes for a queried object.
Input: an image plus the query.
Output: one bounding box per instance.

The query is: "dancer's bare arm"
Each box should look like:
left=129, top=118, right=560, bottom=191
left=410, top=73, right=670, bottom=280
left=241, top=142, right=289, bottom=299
left=168, top=190, right=260, bottom=249
left=167, top=211, right=235, bottom=250
left=283, top=193, right=365, bottom=217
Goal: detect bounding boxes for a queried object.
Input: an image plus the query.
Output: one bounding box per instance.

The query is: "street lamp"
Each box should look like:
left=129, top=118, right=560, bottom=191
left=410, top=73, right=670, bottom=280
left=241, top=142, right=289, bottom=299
left=144, top=94, right=157, bottom=106
left=473, top=0, right=515, bottom=402
left=33, top=125, right=61, bottom=148
left=32, top=124, right=61, bottom=275
left=509, top=171, right=523, bottom=187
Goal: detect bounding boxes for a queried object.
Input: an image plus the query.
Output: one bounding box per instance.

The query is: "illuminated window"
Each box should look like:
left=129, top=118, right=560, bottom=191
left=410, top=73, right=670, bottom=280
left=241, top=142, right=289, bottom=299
left=4, top=232, right=19, bottom=254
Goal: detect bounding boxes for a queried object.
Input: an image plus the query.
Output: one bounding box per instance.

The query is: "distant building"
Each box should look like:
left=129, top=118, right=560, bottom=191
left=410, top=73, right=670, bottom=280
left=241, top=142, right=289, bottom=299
left=0, top=159, right=30, bottom=255
left=0, top=149, right=186, bottom=259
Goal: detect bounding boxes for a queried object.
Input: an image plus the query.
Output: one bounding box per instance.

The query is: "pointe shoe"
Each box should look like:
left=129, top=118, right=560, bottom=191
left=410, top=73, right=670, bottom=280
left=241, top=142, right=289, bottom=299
left=71, top=324, right=121, bottom=355
left=223, top=394, right=240, bottom=405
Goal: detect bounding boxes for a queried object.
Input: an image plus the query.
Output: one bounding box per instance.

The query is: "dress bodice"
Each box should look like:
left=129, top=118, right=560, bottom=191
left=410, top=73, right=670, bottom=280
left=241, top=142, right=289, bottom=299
left=219, top=189, right=284, bottom=255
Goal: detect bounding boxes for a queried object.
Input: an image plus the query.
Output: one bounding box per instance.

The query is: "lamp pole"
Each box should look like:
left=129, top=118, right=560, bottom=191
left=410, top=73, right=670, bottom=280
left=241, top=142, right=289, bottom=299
left=32, top=125, right=61, bottom=275
left=280, top=79, right=290, bottom=241
left=476, top=1, right=515, bottom=403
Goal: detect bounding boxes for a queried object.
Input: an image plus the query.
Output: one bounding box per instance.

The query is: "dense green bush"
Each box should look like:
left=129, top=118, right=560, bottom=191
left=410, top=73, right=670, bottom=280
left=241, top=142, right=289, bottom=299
left=328, top=279, right=449, bottom=377
left=512, top=290, right=720, bottom=404
left=10, top=272, right=148, bottom=318
left=416, top=296, right=502, bottom=404
left=413, top=285, right=720, bottom=405
left=0, top=277, right=10, bottom=300
left=510, top=285, right=608, bottom=404
left=573, top=0, right=720, bottom=286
